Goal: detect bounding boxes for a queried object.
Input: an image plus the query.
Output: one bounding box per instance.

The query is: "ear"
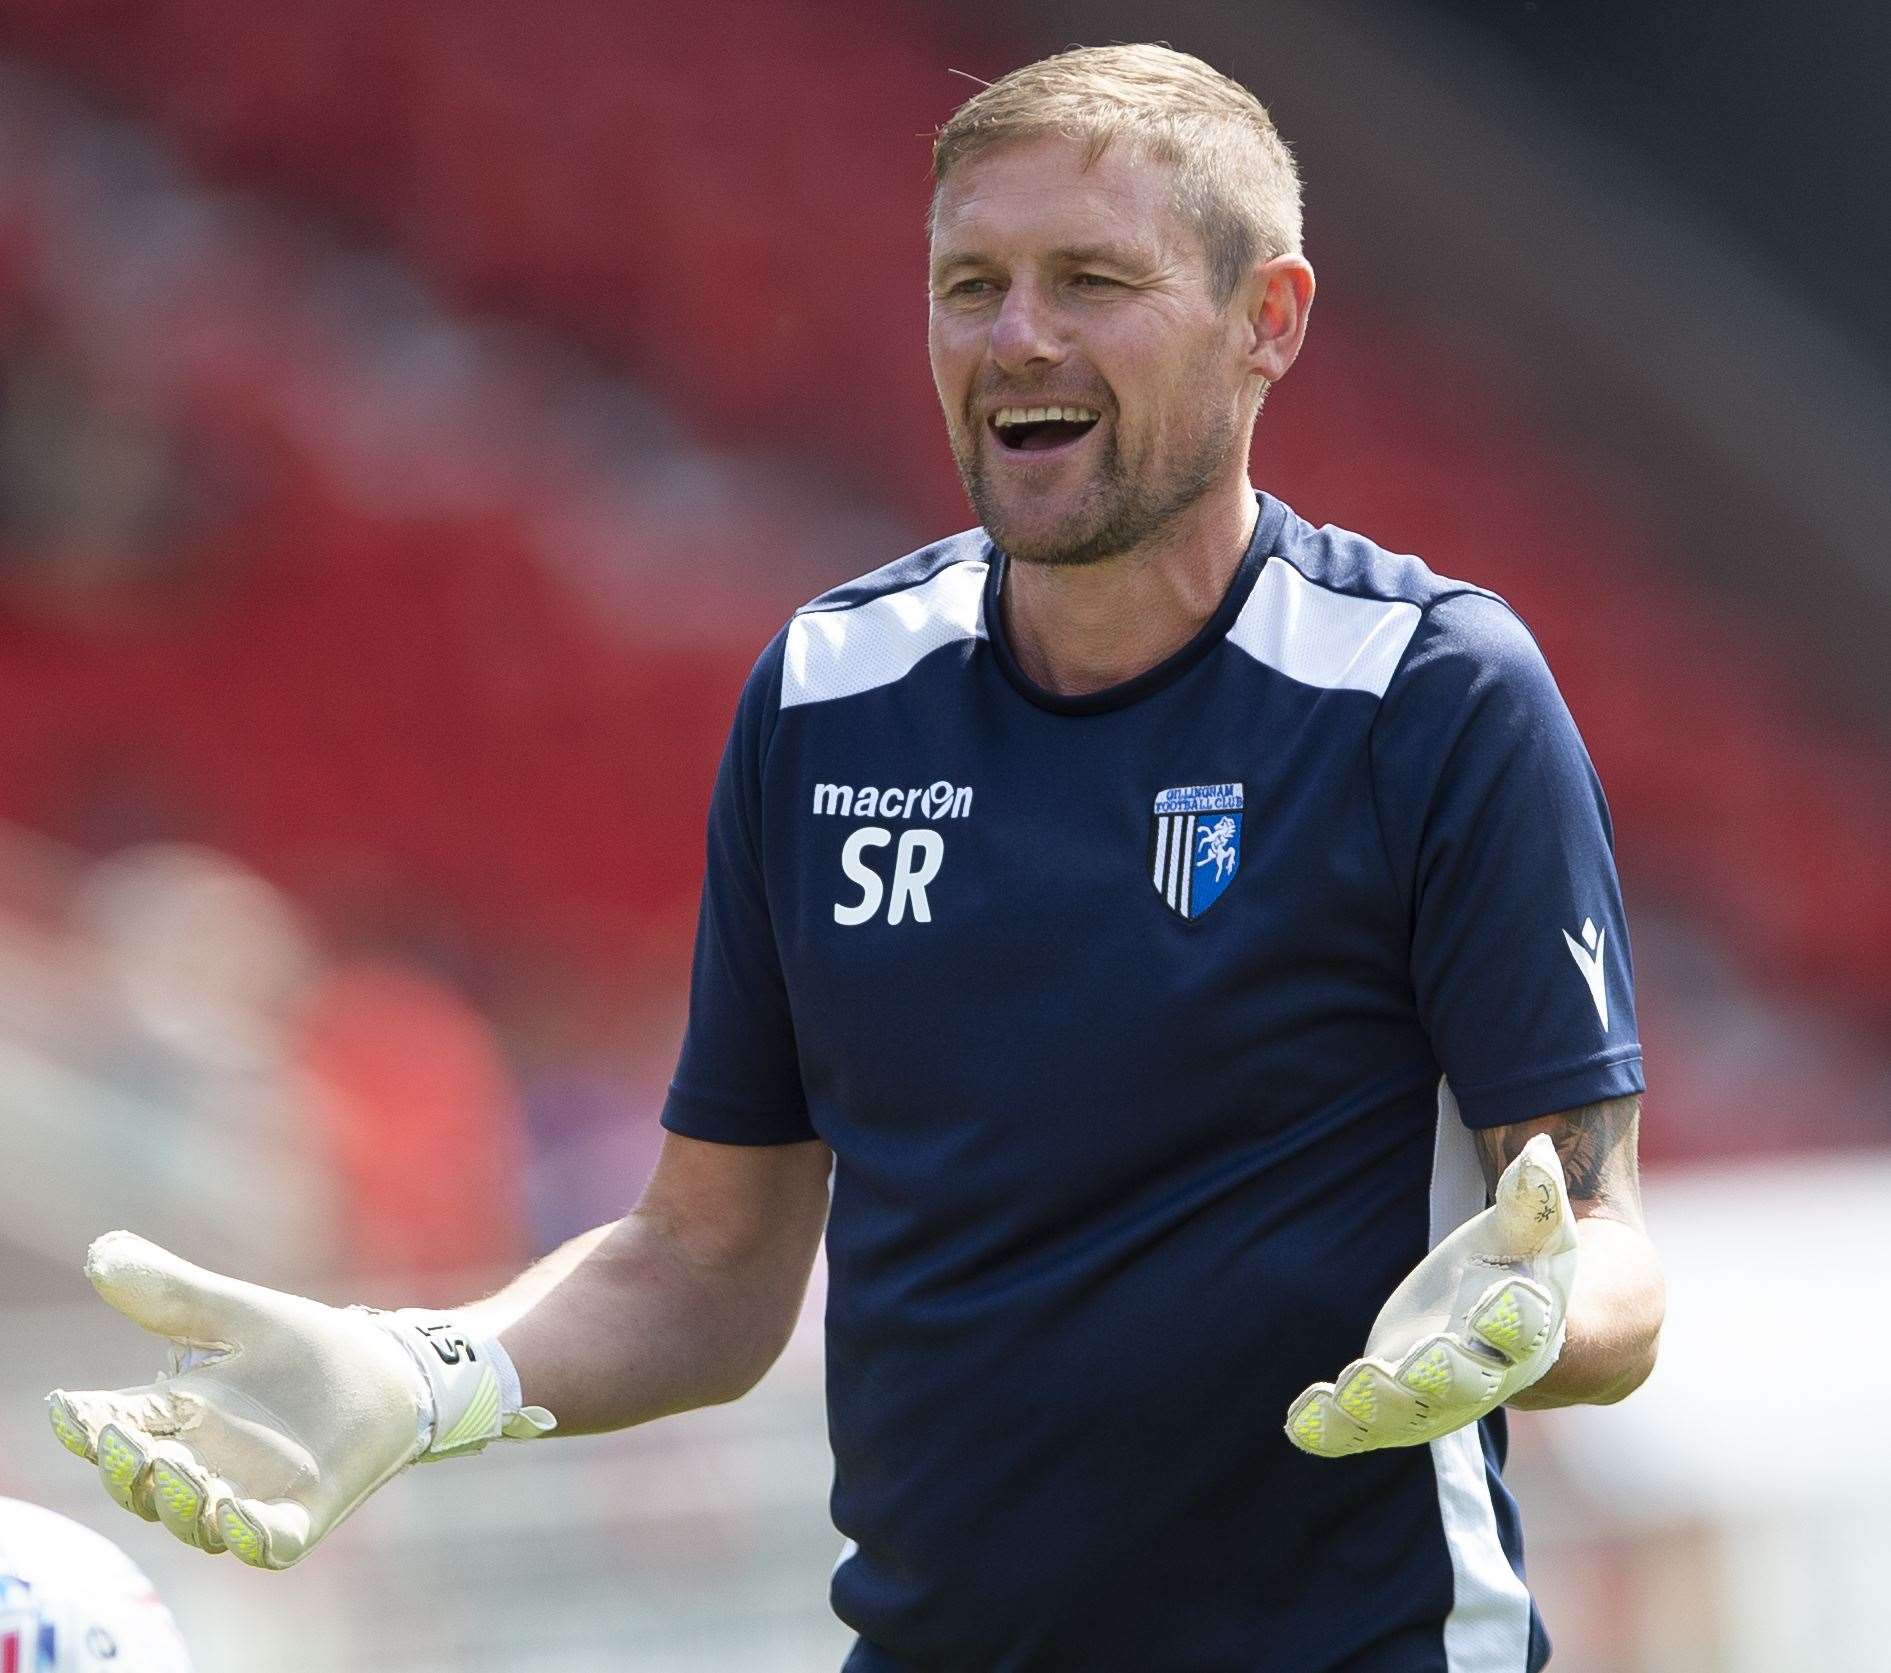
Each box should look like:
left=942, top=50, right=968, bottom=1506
left=1242, top=254, right=1316, bottom=386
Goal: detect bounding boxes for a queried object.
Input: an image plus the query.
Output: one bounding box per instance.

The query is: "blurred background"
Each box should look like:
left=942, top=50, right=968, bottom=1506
left=0, top=0, right=1885, bottom=1667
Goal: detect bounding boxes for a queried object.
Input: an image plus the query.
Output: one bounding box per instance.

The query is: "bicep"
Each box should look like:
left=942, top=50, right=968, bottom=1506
left=631, top=1131, right=832, bottom=1279
left=1471, top=1094, right=1644, bottom=1226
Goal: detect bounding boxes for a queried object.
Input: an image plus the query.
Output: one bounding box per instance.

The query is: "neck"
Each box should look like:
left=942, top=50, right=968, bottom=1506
left=1001, top=479, right=1260, bottom=697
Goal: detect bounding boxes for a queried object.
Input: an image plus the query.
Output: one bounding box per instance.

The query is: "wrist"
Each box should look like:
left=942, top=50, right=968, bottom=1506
left=371, top=1309, right=554, bottom=1460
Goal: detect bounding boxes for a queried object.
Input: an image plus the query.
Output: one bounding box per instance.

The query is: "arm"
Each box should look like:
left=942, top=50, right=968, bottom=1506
left=48, top=640, right=826, bottom=1564
left=1285, top=1101, right=1657, bottom=1457
left=1284, top=594, right=1654, bottom=1461
left=45, top=1134, right=831, bottom=1567
left=1471, top=1094, right=1664, bottom=1409
left=466, top=1132, right=832, bottom=1434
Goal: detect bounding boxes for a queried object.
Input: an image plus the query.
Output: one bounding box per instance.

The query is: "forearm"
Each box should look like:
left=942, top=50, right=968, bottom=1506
left=1508, top=1213, right=1665, bottom=1409
left=464, top=1223, right=618, bottom=1336
left=460, top=1210, right=817, bottom=1436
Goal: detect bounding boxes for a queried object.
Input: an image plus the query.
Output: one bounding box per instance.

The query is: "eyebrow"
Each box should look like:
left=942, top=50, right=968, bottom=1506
left=930, top=242, right=1158, bottom=281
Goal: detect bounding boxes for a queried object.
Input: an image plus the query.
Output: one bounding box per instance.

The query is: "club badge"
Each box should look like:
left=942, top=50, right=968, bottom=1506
left=1150, top=782, right=1243, bottom=919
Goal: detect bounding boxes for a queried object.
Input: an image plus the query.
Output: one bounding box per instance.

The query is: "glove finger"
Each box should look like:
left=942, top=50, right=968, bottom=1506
left=1396, top=1333, right=1505, bottom=1410
left=1332, top=1358, right=1430, bottom=1443
left=1285, top=1382, right=1370, bottom=1458
left=47, top=1389, right=104, bottom=1462
left=1491, top=1133, right=1573, bottom=1257
left=85, top=1231, right=291, bottom=1350
left=50, top=1380, right=202, bottom=1459
left=95, top=1421, right=161, bottom=1522
left=1468, top=1277, right=1557, bottom=1365
left=211, top=1492, right=311, bottom=1571
left=145, top=1441, right=228, bottom=1554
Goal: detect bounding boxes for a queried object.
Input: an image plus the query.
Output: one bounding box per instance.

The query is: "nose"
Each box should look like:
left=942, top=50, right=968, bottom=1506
left=987, top=281, right=1065, bottom=375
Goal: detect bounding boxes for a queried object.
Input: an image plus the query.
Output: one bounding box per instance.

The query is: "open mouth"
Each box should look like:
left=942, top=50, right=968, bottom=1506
left=989, top=404, right=1102, bottom=453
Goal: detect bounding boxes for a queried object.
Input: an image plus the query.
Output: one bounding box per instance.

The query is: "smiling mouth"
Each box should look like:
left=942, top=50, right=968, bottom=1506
left=989, top=404, right=1103, bottom=453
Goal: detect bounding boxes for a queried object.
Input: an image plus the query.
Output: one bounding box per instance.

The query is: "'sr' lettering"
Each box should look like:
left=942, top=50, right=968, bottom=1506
left=834, top=827, right=891, bottom=924
left=887, top=829, right=945, bottom=925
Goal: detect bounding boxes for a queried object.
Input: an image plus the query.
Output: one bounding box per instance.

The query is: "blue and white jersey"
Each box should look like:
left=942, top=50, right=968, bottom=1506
left=662, top=491, right=1644, bottom=1672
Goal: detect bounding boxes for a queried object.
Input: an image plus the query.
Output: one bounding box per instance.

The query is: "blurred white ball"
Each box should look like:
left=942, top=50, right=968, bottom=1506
left=0, top=1497, right=194, bottom=1672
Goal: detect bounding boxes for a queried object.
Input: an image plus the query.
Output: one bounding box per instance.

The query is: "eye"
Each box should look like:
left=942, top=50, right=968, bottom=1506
left=941, top=277, right=995, bottom=298
left=1072, top=273, right=1120, bottom=289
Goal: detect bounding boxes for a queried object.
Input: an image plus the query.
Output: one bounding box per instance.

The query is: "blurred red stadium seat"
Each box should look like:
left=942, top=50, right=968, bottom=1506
left=0, top=0, right=1885, bottom=1037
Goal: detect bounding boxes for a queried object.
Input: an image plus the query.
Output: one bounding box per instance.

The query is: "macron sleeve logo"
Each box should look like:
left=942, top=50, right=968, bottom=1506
left=1562, top=917, right=1609, bottom=1031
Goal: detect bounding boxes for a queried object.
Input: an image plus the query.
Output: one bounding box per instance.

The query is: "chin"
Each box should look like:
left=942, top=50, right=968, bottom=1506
left=981, top=511, right=1104, bottom=568
left=999, top=531, right=1117, bottom=569
left=993, top=500, right=1156, bottom=569
left=971, top=485, right=1105, bottom=567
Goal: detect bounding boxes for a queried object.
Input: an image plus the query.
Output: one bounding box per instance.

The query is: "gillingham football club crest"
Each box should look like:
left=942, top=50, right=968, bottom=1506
left=1150, top=783, right=1243, bottom=919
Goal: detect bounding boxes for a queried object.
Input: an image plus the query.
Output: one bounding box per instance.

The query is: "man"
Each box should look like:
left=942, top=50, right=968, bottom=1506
left=48, top=45, right=1663, bottom=1671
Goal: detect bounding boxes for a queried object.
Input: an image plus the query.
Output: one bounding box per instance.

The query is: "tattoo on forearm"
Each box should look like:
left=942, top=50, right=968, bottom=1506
left=1472, top=1095, right=1644, bottom=1223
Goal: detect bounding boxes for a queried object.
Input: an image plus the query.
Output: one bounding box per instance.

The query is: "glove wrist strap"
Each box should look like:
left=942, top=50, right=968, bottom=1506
left=370, top=1309, right=555, bottom=1461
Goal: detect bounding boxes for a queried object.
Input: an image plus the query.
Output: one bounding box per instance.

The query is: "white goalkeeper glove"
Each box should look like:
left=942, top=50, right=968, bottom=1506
left=1285, top=1132, right=1578, bottom=1457
left=45, top=1231, right=555, bottom=1569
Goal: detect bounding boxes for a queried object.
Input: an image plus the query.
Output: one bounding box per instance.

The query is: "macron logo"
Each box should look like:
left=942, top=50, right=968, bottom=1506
left=812, top=780, right=973, bottom=821
left=1562, top=917, right=1609, bottom=1031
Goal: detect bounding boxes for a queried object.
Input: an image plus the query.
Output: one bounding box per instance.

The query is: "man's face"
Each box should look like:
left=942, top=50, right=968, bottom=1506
left=928, top=134, right=1252, bottom=567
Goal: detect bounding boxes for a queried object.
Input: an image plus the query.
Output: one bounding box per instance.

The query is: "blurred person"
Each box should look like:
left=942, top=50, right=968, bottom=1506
left=44, top=45, right=1663, bottom=1673
left=74, top=845, right=342, bottom=1283
left=0, top=1497, right=194, bottom=1671
left=295, top=950, right=530, bottom=1279
left=80, top=845, right=314, bottom=1065
left=79, top=842, right=528, bottom=1281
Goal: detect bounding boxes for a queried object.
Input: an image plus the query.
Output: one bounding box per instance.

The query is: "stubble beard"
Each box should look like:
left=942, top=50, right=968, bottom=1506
left=951, top=402, right=1239, bottom=569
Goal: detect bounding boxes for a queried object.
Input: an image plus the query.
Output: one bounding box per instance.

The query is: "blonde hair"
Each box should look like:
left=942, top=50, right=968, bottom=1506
left=931, top=43, right=1303, bottom=303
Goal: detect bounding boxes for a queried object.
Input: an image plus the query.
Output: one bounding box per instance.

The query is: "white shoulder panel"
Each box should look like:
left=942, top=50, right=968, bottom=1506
left=1228, top=557, right=1422, bottom=697
left=782, top=561, right=988, bottom=709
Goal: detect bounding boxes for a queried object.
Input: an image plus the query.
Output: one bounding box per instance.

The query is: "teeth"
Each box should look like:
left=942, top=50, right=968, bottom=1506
left=993, top=405, right=1101, bottom=428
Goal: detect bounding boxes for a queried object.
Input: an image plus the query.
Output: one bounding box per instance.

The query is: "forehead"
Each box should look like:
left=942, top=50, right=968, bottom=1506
left=929, top=133, right=1193, bottom=266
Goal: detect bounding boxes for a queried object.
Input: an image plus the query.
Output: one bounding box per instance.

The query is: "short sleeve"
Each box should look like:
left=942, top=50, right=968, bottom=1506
left=660, top=632, right=817, bottom=1145
left=1371, top=591, right=1645, bottom=1128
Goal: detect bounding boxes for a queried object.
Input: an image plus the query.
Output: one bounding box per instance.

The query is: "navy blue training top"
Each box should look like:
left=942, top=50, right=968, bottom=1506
left=660, top=491, right=1644, bottom=1673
